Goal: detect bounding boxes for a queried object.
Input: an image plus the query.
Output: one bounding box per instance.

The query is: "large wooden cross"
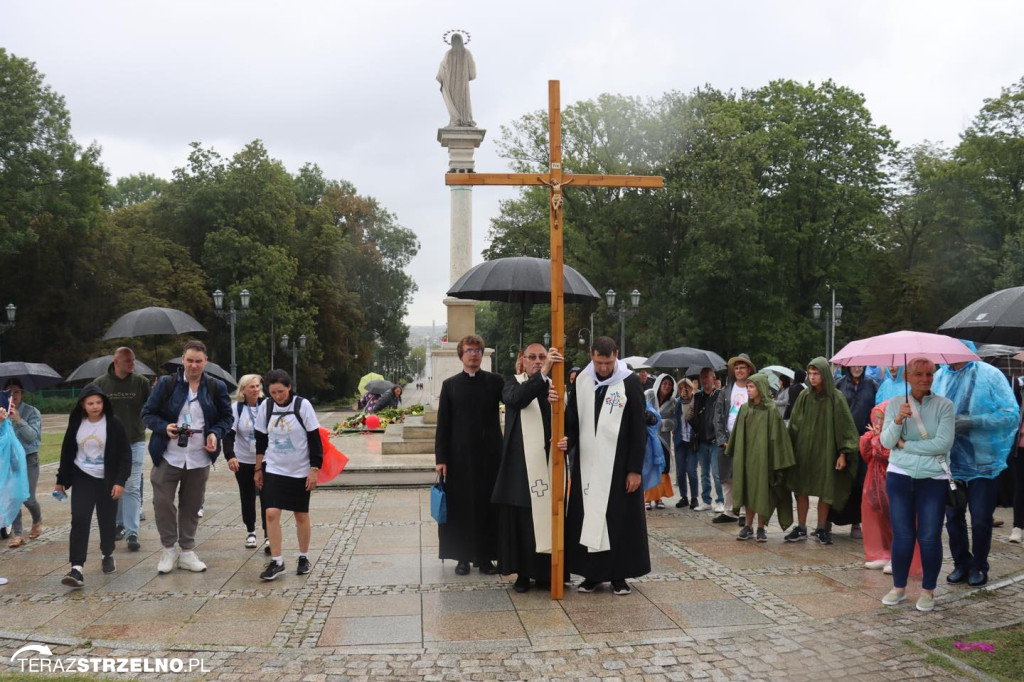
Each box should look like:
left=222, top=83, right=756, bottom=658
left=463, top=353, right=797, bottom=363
left=446, top=80, right=663, bottom=599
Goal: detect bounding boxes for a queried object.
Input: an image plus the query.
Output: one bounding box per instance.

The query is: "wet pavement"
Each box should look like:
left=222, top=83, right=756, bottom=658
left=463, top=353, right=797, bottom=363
left=1, top=417, right=1022, bottom=679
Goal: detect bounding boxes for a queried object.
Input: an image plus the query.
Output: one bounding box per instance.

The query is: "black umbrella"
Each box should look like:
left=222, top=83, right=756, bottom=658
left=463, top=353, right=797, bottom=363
left=646, top=346, right=727, bottom=371
left=161, top=358, right=238, bottom=388
left=364, top=379, right=396, bottom=395
left=66, top=355, right=157, bottom=382
left=103, top=307, right=206, bottom=340
left=938, top=286, right=1024, bottom=345
left=0, top=362, right=64, bottom=392
left=447, top=257, right=601, bottom=304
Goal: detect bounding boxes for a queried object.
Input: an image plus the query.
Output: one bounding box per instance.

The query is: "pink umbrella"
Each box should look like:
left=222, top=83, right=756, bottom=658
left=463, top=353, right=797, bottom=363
left=830, top=331, right=980, bottom=367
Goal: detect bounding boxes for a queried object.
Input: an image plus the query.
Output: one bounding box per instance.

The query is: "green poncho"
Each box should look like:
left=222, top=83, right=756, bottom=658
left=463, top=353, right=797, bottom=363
left=787, top=357, right=860, bottom=511
left=726, top=373, right=796, bottom=529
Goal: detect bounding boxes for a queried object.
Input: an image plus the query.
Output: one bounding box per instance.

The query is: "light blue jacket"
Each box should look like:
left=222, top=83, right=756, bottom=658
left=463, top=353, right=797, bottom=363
left=881, top=392, right=955, bottom=479
left=10, top=401, right=41, bottom=455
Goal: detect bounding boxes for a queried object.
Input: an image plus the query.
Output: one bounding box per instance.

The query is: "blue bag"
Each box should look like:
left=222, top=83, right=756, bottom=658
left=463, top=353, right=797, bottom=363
left=430, top=474, right=447, bottom=524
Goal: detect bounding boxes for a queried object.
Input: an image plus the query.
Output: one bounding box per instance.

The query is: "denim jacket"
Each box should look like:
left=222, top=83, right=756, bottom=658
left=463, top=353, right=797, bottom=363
left=142, top=369, right=233, bottom=465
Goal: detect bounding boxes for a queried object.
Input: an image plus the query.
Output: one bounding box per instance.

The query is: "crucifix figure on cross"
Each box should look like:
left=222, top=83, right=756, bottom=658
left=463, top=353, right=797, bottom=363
left=446, top=80, right=663, bottom=599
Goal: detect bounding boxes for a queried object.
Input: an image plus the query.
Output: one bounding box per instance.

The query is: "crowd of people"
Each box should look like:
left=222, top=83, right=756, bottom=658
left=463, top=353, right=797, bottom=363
left=433, top=334, right=1024, bottom=611
left=0, top=340, right=325, bottom=588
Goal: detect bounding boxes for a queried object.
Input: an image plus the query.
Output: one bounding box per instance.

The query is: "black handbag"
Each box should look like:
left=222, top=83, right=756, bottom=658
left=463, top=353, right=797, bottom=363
left=946, top=478, right=968, bottom=513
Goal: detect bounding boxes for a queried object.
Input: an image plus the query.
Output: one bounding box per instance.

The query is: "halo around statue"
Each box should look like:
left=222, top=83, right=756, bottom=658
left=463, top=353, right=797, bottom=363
left=443, top=29, right=471, bottom=45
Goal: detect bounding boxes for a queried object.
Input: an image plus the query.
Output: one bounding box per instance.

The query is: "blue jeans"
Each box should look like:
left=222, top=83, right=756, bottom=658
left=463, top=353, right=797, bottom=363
left=674, top=439, right=698, bottom=502
left=695, top=442, right=723, bottom=505
left=115, top=442, right=146, bottom=536
left=886, top=472, right=947, bottom=590
left=945, top=476, right=997, bottom=574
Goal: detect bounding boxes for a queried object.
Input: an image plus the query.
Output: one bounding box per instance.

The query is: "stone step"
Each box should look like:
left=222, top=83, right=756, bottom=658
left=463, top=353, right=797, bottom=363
left=402, top=425, right=436, bottom=440
left=422, top=409, right=438, bottom=425
left=382, top=439, right=435, bottom=455
left=322, top=464, right=436, bottom=488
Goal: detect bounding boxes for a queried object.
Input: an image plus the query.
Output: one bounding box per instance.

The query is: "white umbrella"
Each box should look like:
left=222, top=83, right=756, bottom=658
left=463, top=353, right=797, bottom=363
left=621, top=355, right=649, bottom=369
left=761, top=365, right=795, bottom=379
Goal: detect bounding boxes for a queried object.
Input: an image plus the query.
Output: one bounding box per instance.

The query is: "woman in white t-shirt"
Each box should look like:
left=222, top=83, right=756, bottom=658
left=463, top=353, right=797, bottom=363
left=253, top=369, right=322, bottom=581
left=54, top=384, right=131, bottom=589
left=223, top=374, right=267, bottom=551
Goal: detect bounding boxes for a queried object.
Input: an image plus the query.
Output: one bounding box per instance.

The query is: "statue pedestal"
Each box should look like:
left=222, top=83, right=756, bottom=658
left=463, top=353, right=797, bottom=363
left=438, top=126, right=486, bottom=173
left=427, top=345, right=493, bottom=406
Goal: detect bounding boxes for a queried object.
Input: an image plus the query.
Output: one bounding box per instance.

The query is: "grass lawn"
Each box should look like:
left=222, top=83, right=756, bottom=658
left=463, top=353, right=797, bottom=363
left=927, top=622, right=1024, bottom=681
left=38, top=432, right=63, bottom=466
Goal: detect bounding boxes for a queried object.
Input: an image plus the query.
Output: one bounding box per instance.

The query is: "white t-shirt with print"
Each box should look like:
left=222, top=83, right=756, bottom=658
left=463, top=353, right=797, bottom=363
left=231, top=401, right=260, bottom=465
left=75, top=417, right=107, bottom=479
left=256, top=397, right=321, bottom=478
left=726, top=383, right=749, bottom=434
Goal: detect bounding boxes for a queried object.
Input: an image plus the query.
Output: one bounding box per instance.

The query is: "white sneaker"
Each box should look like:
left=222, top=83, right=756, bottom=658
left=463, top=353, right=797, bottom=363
left=1010, top=527, right=1022, bottom=544
left=245, top=533, right=258, bottom=549
left=177, top=551, right=207, bottom=572
left=883, top=562, right=893, bottom=575
left=693, top=503, right=712, bottom=511
left=713, top=503, right=725, bottom=513
left=197, top=507, right=204, bottom=518
left=864, top=560, right=888, bottom=570
left=157, top=546, right=180, bottom=574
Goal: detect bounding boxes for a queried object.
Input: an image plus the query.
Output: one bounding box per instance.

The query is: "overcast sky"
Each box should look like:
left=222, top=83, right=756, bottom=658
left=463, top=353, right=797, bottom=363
left=4, top=1, right=1022, bottom=327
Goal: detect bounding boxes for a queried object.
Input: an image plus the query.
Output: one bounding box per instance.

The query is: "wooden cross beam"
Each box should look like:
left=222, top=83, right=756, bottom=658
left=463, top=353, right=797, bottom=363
left=446, top=80, right=663, bottom=599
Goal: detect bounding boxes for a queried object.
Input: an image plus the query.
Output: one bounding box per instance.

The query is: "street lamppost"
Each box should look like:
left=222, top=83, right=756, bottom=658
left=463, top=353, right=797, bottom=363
left=0, top=303, right=15, bottom=363
left=280, top=334, right=307, bottom=392
left=812, top=293, right=843, bottom=361
left=212, top=289, right=251, bottom=381
left=605, top=288, right=641, bottom=357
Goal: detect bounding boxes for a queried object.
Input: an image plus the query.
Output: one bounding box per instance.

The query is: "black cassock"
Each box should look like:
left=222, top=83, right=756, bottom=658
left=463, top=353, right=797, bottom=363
left=434, top=369, right=504, bottom=564
left=491, top=372, right=555, bottom=580
left=565, top=372, right=650, bottom=582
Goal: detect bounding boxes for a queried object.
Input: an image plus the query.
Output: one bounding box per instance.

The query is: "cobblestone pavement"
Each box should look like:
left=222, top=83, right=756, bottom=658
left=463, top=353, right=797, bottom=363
left=1, top=429, right=1021, bottom=679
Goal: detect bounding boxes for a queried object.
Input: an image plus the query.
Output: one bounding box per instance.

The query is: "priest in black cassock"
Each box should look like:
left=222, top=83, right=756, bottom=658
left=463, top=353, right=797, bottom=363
left=562, top=336, right=649, bottom=595
left=492, top=342, right=563, bottom=593
left=434, top=334, right=504, bottom=575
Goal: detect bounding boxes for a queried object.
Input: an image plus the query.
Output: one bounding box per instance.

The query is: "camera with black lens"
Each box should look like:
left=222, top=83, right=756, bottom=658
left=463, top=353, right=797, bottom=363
left=176, top=424, right=194, bottom=448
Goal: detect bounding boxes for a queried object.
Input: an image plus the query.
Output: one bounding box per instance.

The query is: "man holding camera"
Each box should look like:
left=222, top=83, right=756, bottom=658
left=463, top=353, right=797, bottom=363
left=142, top=340, right=233, bottom=574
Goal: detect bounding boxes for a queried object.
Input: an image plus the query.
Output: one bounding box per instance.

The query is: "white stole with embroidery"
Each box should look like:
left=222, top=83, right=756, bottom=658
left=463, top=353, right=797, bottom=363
left=576, top=372, right=627, bottom=552
left=516, top=373, right=552, bottom=554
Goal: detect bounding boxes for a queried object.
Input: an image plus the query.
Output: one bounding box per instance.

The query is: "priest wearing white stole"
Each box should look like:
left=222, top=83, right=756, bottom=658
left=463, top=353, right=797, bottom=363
left=492, top=343, right=563, bottom=593
left=563, top=336, right=649, bottom=595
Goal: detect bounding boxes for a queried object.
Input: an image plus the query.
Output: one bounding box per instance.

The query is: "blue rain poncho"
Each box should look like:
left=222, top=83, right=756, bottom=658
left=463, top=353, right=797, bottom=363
left=875, top=366, right=908, bottom=405
left=932, top=358, right=1019, bottom=481
left=641, top=405, right=665, bottom=492
left=0, top=419, right=29, bottom=526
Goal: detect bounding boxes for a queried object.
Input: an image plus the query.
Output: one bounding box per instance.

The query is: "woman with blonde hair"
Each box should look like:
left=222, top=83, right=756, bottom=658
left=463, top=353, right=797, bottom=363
left=223, top=374, right=268, bottom=551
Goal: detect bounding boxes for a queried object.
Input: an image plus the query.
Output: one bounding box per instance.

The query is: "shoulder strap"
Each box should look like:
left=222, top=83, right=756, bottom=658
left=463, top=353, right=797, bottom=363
left=265, top=395, right=306, bottom=430
left=236, top=401, right=244, bottom=419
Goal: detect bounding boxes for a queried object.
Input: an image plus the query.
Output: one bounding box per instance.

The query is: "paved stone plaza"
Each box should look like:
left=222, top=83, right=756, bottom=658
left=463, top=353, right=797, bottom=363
left=1, top=415, right=1022, bottom=680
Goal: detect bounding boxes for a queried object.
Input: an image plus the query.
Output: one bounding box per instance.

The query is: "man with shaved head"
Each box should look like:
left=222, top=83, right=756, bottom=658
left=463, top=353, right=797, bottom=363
left=94, top=347, right=151, bottom=551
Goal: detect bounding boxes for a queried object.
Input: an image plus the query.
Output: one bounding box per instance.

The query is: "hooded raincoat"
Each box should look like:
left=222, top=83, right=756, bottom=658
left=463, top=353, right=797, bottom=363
left=875, top=366, right=908, bottom=406
left=932, top=357, right=1019, bottom=481
left=726, top=373, right=796, bottom=529
left=788, top=357, right=860, bottom=511
left=643, top=374, right=677, bottom=500
left=0, top=417, right=29, bottom=526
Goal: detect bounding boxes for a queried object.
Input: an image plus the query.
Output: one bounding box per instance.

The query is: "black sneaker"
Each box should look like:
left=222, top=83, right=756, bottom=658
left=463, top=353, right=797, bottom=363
left=712, top=513, right=738, bottom=524
left=756, top=527, right=768, bottom=542
left=296, top=556, right=311, bottom=575
left=126, top=534, right=140, bottom=552
left=114, top=525, right=126, bottom=542
left=675, top=498, right=689, bottom=508
left=102, top=555, right=115, bottom=574
left=737, top=525, right=754, bottom=541
left=577, top=579, right=600, bottom=593
left=811, top=528, right=834, bottom=544
left=784, top=527, right=808, bottom=542
left=611, top=580, right=631, bottom=595
left=689, top=499, right=699, bottom=510
left=61, top=568, right=84, bottom=588
left=260, top=560, right=285, bottom=581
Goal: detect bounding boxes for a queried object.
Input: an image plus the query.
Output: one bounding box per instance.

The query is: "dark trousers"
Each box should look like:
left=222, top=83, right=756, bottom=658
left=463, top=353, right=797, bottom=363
left=946, top=476, right=998, bottom=574
left=69, top=466, right=117, bottom=568
left=1013, top=449, right=1024, bottom=529
left=234, top=462, right=266, bottom=535
left=886, top=472, right=946, bottom=590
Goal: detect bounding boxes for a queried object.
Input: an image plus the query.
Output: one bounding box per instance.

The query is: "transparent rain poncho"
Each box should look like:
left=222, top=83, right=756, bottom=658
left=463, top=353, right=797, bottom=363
left=0, top=419, right=29, bottom=526
left=932, top=353, right=1020, bottom=480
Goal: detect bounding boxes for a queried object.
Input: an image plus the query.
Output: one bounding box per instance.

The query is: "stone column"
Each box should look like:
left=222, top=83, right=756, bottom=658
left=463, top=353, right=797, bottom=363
left=431, top=127, right=492, bottom=404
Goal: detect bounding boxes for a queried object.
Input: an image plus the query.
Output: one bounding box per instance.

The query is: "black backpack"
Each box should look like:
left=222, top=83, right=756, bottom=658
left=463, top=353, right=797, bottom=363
left=264, top=395, right=307, bottom=431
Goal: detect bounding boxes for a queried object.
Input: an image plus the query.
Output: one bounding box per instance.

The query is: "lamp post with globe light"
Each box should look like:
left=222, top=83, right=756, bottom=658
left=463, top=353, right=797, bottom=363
left=280, top=334, right=307, bottom=392
left=812, top=290, right=843, bottom=361
left=605, top=289, right=641, bottom=357
left=212, top=289, right=251, bottom=381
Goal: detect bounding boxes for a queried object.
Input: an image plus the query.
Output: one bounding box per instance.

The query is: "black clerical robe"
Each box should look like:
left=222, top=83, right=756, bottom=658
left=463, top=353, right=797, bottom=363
left=565, top=372, right=650, bottom=582
left=492, top=372, right=554, bottom=579
left=434, top=369, right=504, bottom=564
